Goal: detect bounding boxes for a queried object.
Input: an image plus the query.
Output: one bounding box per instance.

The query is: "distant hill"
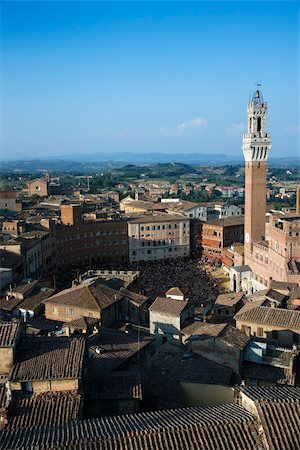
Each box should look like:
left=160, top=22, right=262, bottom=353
left=0, top=154, right=298, bottom=174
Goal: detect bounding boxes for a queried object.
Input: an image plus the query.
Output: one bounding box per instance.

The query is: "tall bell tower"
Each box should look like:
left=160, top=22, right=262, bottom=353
left=243, top=89, right=271, bottom=257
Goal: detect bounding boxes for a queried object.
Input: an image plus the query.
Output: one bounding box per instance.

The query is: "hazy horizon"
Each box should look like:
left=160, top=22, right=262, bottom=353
left=1, top=1, right=299, bottom=159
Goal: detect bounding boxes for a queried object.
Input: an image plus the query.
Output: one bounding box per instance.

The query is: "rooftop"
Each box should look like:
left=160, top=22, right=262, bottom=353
left=239, top=385, right=300, bottom=402
left=128, top=212, right=187, bottom=224
left=6, top=391, right=82, bottom=430
left=182, top=322, right=249, bottom=349
left=88, top=328, right=153, bottom=372
left=149, top=296, right=188, bottom=316
left=85, top=371, right=142, bottom=400
left=9, top=336, right=85, bottom=382
left=204, top=216, right=244, bottom=227
left=119, top=287, right=148, bottom=306
left=143, top=343, right=234, bottom=410
left=165, top=287, right=185, bottom=297
left=0, top=321, right=19, bottom=347
left=45, top=279, right=123, bottom=311
left=235, top=306, right=300, bottom=329
left=242, top=361, right=296, bottom=386
left=215, top=291, right=244, bottom=307
left=63, top=316, right=99, bottom=329
left=0, top=402, right=261, bottom=450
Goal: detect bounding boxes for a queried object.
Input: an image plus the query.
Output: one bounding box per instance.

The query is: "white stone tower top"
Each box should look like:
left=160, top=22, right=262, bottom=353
left=242, top=89, right=271, bottom=162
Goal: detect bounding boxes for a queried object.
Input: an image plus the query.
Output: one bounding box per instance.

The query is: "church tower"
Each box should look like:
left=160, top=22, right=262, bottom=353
left=243, top=89, right=271, bottom=256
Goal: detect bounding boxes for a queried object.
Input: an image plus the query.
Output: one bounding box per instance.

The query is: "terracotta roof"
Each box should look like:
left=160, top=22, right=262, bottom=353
left=142, top=343, right=234, bottom=410
left=182, top=321, right=226, bottom=337
left=270, top=281, right=299, bottom=292
left=239, top=385, right=300, bottom=402
left=218, top=324, right=250, bottom=349
left=88, top=328, right=153, bottom=372
left=235, top=306, right=300, bottom=330
left=9, top=336, right=85, bottom=382
left=0, top=296, right=23, bottom=312
left=119, top=287, right=148, bottom=305
left=63, top=316, right=99, bottom=329
left=182, top=322, right=249, bottom=349
left=0, top=321, right=19, bottom=347
left=242, top=361, right=296, bottom=385
left=165, top=287, right=184, bottom=296
left=85, top=371, right=142, bottom=400
left=256, top=399, right=300, bottom=450
left=0, top=403, right=262, bottom=450
left=215, top=291, right=244, bottom=307
left=239, top=386, right=300, bottom=450
left=128, top=213, right=188, bottom=224
left=6, top=391, right=82, bottom=430
left=0, top=385, right=7, bottom=409
left=265, top=289, right=288, bottom=303
left=149, top=296, right=188, bottom=316
left=17, top=288, right=55, bottom=312
left=205, top=216, right=244, bottom=227
left=45, top=280, right=123, bottom=311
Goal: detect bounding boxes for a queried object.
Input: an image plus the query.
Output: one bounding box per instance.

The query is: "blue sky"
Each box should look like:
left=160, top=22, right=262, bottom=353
left=1, top=1, right=299, bottom=159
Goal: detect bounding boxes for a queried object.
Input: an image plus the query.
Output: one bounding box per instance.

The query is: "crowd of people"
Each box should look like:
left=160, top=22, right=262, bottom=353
left=134, top=258, right=220, bottom=305
left=66, top=255, right=224, bottom=307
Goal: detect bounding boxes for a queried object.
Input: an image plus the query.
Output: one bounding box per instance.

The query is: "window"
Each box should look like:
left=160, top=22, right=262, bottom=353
left=257, top=327, right=263, bottom=337
left=293, top=333, right=299, bottom=344
left=21, top=381, right=33, bottom=396
left=68, top=308, right=74, bottom=316
left=272, top=330, right=278, bottom=339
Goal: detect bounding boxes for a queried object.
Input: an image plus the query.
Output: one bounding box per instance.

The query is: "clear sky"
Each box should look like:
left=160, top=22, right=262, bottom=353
left=1, top=1, right=299, bottom=159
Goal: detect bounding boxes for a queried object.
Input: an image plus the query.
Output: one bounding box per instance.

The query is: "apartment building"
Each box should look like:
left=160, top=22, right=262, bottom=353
left=128, top=213, right=190, bottom=262
left=56, top=204, right=129, bottom=268
left=201, top=216, right=244, bottom=257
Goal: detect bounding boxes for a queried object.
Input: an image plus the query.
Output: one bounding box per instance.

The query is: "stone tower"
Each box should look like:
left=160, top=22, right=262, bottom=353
left=243, top=89, right=271, bottom=256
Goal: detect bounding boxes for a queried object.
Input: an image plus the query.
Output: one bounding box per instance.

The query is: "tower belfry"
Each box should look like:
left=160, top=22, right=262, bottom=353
left=243, top=89, right=271, bottom=256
